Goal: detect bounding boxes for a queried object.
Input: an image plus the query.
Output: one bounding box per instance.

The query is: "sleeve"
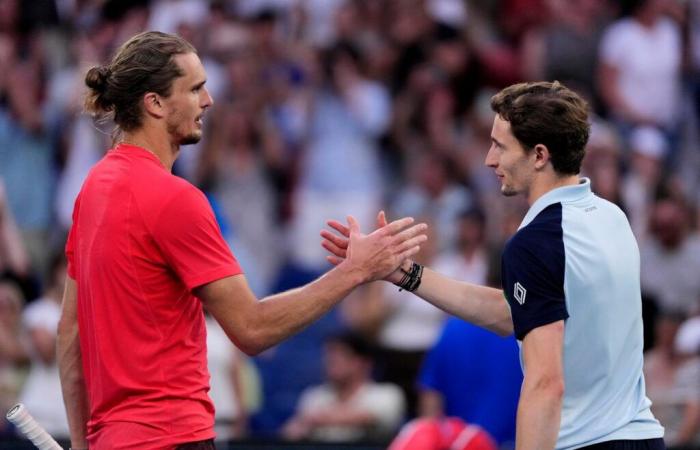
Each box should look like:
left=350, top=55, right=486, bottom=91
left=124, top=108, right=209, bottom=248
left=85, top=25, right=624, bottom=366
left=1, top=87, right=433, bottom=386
left=501, top=230, right=569, bottom=341
left=65, top=193, right=80, bottom=280
left=152, top=184, right=242, bottom=291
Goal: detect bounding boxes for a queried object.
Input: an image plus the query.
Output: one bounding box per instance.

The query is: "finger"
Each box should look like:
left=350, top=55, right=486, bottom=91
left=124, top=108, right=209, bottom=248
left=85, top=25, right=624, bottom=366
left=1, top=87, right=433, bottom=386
left=327, top=220, right=350, bottom=238
left=383, top=216, right=415, bottom=235
left=321, top=238, right=347, bottom=258
left=326, top=255, right=344, bottom=266
left=394, top=234, right=428, bottom=254
left=320, top=229, right=349, bottom=250
left=377, top=210, right=388, bottom=228
left=397, top=244, right=422, bottom=262
left=391, top=222, right=428, bottom=244
left=347, top=215, right=360, bottom=234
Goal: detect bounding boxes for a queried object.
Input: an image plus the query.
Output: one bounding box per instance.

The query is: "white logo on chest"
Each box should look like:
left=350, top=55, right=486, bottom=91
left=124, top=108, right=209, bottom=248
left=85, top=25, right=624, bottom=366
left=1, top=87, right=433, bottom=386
left=514, top=282, right=527, bottom=305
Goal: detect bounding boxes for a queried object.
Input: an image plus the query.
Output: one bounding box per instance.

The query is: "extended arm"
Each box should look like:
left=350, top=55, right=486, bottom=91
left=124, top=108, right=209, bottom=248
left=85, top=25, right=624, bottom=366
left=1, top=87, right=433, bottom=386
left=199, top=216, right=427, bottom=356
left=57, top=276, right=89, bottom=450
left=515, top=320, right=565, bottom=450
left=321, top=214, right=512, bottom=336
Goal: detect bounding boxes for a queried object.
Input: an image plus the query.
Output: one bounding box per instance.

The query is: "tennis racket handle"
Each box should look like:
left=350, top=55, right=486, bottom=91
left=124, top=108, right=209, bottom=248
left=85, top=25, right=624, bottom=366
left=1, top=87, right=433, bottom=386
left=6, top=403, right=64, bottom=450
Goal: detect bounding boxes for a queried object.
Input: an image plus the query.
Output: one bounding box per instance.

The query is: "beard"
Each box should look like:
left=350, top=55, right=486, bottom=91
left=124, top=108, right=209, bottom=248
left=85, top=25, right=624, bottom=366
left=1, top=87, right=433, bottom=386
left=500, top=184, right=519, bottom=196
left=179, top=131, right=202, bottom=145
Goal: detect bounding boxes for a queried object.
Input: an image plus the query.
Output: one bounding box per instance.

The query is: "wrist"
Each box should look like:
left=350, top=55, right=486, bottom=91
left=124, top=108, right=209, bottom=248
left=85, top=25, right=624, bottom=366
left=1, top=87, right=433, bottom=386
left=392, top=261, right=424, bottom=292
left=335, top=260, right=367, bottom=286
left=384, top=259, right=412, bottom=284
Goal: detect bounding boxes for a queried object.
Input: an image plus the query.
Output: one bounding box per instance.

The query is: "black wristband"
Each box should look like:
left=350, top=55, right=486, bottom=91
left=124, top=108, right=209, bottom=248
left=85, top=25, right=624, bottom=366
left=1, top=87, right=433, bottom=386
left=394, top=262, right=424, bottom=292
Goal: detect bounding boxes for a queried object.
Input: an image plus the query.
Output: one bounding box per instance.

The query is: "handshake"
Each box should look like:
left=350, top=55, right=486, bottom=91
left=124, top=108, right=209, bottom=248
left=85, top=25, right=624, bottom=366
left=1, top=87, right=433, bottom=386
left=319, top=210, right=428, bottom=289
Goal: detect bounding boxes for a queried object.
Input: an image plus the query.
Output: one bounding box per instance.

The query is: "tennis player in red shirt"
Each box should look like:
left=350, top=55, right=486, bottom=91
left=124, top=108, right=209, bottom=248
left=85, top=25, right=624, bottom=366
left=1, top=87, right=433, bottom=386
left=56, top=31, right=427, bottom=450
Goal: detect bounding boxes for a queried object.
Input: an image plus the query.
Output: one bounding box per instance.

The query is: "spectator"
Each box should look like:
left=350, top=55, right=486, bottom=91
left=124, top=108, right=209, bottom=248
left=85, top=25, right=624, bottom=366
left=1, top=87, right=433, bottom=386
left=645, top=314, right=700, bottom=448
left=0, top=276, right=28, bottom=433
left=17, top=253, right=69, bottom=440
left=205, top=313, right=260, bottom=442
left=418, top=317, right=522, bottom=448
left=641, top=195, right=700, bottom=316
left=282, top=331, right=405, bottom=443
left=598, top=0, right=682, bottom=154
left=340, top=221, right=445, bottom=417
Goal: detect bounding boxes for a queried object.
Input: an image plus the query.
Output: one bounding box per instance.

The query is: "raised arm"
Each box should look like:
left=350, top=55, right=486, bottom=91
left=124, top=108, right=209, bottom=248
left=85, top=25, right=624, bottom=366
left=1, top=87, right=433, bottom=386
left=198, top=216, right=428, bottom=356
left=321, top=213, right=513, bottom=336
left=57, top=276, right=89, bottom=450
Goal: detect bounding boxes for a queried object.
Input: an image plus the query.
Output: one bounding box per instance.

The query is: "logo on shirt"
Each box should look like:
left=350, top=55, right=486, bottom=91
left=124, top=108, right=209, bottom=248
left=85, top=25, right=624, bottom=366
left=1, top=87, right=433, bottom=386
left=514, top=282, right=527, bottom=305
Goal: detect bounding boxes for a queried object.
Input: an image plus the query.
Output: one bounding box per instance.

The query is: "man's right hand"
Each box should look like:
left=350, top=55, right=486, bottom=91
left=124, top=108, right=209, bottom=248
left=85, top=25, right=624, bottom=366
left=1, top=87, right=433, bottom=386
left=321, top=211, right=419, bottom=284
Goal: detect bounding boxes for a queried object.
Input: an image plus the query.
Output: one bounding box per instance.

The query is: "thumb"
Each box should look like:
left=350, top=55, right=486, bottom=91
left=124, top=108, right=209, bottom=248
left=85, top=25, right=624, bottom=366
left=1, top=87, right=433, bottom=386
left=347, top=215, right=360, bottom=235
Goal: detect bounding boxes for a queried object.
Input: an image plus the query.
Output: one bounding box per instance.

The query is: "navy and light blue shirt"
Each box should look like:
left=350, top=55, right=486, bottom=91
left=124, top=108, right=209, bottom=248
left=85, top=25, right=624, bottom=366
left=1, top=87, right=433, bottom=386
left=501, top=178, right=664, bottom=449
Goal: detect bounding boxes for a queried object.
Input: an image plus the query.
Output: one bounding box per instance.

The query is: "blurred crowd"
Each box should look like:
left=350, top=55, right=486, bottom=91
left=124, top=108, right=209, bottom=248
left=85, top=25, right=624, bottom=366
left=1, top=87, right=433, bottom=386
left=1, top=0, right=700, bottom=448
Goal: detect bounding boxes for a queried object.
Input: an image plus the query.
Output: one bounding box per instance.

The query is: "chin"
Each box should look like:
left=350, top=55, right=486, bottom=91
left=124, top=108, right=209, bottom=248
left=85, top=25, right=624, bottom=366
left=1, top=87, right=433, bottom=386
left=179, top=133, right=202, bottom=146
left=501, top=186, right=519, bottom=197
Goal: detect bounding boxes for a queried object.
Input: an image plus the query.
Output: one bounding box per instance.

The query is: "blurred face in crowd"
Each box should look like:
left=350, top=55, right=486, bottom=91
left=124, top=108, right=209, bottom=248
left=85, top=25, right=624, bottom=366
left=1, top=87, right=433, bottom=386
left=324, top=341, right=370, bottom=387
left=650, top=199, right=687, bottom=249
left=163, top=52, right=213, bottom=145
left=485, top=115, right=535, bottom=197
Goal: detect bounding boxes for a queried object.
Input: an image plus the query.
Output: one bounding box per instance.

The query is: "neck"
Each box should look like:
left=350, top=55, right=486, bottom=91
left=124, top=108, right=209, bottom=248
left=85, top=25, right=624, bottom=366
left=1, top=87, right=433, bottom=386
left=121, top=127, right=179, bottom=172
left=334, top=378, right=364, bottom=401
left=527, top=172, right=580, bottom=205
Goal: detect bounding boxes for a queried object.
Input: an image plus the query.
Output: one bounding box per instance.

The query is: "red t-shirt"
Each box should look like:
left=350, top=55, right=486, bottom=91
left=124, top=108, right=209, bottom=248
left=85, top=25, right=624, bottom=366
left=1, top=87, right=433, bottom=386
left=65, top=144, right=242, bottom=449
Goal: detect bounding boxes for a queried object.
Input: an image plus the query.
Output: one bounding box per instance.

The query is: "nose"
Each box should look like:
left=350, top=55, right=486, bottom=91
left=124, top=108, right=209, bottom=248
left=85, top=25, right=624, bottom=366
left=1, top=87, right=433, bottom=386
left=201, top=87, right=213, bottom=109
left=484, top=144, right=498, bottom=168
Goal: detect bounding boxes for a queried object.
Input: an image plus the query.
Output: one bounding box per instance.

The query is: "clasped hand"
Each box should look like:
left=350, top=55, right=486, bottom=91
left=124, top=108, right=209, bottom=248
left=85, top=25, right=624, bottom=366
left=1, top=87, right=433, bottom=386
left=321, top=211, right=424, bottom=284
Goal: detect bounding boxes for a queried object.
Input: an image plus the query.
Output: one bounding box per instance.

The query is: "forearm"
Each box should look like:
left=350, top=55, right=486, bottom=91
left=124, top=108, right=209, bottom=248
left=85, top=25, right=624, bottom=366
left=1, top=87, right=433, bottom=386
left=57, top=277, right=89, bottom=449
left=211, top=265, right=364, bottom=356
left=412, top=267, right=513, bottom=336
left=515, top=382, right=563, bottom=450
left=255, top=265, right=362, bottom=347
left=57, top=323, right=89, bottom=448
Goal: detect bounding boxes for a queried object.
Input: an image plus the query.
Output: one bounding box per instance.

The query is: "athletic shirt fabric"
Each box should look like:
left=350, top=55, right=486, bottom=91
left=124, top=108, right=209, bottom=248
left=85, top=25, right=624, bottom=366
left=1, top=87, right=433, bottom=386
left=501, top=178, right=664, bottom=449
left=65, top=144, right=242, bottom=449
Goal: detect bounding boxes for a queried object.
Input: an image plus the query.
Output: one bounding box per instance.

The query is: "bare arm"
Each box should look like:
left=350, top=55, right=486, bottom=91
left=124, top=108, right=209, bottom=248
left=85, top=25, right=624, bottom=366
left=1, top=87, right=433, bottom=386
left=198, top=216, right=427, bottom=356
left=409, top=268, right=513, bottom=336
left=515, top=320, right=565, bottom=450
left=674, top=397, right=700, bottom=446
left=0, top=180, right=30, bottom=276
left=321, top=214, right=513, bottom=336
left=57, top=276, right=89, bottom=450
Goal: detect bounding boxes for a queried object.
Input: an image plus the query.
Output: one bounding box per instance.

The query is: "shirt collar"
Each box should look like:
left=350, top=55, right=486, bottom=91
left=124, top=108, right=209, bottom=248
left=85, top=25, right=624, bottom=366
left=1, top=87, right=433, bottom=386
left=520, top=177, right=592, bottom=229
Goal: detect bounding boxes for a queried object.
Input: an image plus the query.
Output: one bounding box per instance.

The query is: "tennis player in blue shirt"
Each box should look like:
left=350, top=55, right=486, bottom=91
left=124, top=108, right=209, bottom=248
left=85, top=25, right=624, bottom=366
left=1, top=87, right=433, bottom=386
left=321, top=81, right=665, bottom=450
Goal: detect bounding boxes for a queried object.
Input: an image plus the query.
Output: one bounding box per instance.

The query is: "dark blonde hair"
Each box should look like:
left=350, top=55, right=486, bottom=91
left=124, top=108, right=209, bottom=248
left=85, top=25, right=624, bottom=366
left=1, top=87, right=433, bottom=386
left=491, top=81, right=590, bottom=175
left=84, top=31, right=195, bottom=132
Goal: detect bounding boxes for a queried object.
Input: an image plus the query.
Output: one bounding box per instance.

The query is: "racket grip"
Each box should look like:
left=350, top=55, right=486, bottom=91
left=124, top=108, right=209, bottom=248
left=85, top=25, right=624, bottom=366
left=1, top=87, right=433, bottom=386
left=6, top=403, right=64, bottom=450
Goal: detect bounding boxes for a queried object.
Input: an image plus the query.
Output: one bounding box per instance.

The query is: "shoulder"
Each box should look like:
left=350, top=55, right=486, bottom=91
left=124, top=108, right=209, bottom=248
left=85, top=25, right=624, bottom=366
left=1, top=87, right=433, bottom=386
left=149, top=176, right=210, bottom=221
left=505, top=203, right=563, bottom=262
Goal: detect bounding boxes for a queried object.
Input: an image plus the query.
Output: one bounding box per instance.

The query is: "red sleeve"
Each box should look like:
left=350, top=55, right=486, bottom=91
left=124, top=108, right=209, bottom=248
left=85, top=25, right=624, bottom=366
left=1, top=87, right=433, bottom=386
left=152, top=184, right=242, bottom=290
left=65, top=193, right=80, bottom=280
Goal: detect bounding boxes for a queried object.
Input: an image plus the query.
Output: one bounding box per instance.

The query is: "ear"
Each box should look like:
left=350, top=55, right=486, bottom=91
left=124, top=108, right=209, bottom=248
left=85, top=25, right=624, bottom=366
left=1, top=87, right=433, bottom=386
left=143, top=92, right=165, bottom=119
left=533, top=144, right=551, bottom=171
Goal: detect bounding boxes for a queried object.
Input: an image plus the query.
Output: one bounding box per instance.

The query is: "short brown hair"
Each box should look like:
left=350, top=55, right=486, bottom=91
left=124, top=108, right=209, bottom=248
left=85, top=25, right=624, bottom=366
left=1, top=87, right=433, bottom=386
left=84, top=31, right=196, bottom=133
left=490, top=81, right=590, bottom=175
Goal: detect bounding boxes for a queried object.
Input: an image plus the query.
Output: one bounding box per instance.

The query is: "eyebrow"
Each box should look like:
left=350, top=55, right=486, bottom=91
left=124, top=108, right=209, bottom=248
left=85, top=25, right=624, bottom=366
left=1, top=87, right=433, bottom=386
left=491, top=136, right=503, bottom=147
left=192, top=79, right=206, bottom=90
